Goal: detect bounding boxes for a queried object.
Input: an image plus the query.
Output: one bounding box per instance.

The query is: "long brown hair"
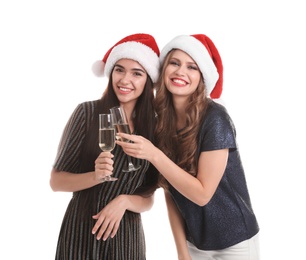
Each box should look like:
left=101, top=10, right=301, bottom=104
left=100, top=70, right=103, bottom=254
left=154, top=50, right=210, bottom=189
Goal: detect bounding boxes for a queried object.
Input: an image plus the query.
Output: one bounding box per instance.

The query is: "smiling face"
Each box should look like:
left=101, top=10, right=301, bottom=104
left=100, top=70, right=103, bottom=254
left=164, top=50, right=201, bottom=102
left=112, top=58, right=148, bottom=107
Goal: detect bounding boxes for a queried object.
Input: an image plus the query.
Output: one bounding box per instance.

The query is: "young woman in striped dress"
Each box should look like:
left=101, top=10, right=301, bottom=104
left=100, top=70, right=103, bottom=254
left=49, top=33, right=160, bottom=260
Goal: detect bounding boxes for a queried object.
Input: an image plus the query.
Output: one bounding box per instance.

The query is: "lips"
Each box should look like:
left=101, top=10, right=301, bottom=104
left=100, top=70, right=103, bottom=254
left=171, top=78, right=188, bottom=86
left=118, top=86, right=133, bottom=93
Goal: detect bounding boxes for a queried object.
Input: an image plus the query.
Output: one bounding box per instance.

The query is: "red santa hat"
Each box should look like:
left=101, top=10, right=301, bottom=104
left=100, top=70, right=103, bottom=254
left=92, top=33, right=160, bottom=83
left=160, top=34, right=223, bottom=99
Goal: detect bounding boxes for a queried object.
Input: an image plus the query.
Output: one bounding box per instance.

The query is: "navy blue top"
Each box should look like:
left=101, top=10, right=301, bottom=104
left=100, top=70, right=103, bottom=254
left=169, top=100, right=259, bottom=250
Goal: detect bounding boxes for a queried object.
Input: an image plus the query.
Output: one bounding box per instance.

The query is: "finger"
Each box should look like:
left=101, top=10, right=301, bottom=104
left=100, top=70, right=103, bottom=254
left=95, top=157, right=114, bottom=165
left=96, top=220, right=112, bottom=240
left=95, top=163, right=114, bottom=172
left=98, top=152, right=114, bottom=158
left=92, top=215, right=105, bottom=235
left=117, top=133, right=135, bottom=141
left=92, top=212, right=101, bottom=219
left=115, top=140, right=134, bottom=148
left=110, top=221, right=120, bottom=238
left=102, top=222, right=115, bottom=241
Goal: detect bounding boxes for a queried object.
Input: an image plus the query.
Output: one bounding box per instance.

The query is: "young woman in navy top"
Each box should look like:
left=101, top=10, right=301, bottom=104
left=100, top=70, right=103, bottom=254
left=116, top=34, right=260, bottom=260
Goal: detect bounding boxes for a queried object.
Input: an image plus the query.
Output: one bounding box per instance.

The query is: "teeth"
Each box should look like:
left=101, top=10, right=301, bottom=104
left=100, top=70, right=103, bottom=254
left=173, top=79, right=185, bottom=85
left=119, top=87, right=131, bottom=92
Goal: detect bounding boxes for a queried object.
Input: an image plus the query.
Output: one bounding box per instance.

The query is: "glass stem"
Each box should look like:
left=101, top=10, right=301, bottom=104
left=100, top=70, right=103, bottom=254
left=127, top=156, right=134, bottom=171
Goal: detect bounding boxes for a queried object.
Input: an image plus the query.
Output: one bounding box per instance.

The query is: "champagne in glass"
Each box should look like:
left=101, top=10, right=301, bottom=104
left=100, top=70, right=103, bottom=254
left=98, top=114, right=117, bottom=181
left=110, top=106, right=141, bottom=172
left=114, top=123, right=131, bottom=142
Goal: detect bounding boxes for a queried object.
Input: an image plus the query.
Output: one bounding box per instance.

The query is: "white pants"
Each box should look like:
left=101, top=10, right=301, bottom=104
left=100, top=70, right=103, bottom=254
left=187, top=233, right=260, bottom=260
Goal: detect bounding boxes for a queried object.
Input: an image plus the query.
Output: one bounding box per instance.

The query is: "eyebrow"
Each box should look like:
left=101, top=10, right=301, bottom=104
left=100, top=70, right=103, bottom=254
left=170, top=57, right=197, bottom=66
left=114, top=64, right=146, bottom=73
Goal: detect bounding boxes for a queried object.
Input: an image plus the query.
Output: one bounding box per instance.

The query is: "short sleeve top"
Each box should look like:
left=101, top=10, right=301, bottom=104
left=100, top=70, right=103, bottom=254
left=169, top=101, right=259, bottom=250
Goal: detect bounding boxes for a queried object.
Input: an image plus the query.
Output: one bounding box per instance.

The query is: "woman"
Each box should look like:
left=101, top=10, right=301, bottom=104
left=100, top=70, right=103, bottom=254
left=49, top=33, right=160, bottom=259
left=116, top=34, right=260, bottom=259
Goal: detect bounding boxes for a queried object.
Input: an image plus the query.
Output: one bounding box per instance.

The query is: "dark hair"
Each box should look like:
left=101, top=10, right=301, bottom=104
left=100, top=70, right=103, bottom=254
left=100, top=70, right=156, bottom=141
left=78, top=68, right=158, bottom=215
left=100, top=70, right=159, bottom=196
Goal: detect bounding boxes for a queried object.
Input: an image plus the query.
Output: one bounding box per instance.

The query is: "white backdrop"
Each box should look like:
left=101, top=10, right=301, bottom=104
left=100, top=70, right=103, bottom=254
left=1, top=1, right=305, bottom=259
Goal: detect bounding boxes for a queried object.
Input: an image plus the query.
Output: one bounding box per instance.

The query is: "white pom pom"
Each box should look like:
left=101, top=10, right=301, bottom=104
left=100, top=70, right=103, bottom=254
left=91, top=60, right=105, bottom=77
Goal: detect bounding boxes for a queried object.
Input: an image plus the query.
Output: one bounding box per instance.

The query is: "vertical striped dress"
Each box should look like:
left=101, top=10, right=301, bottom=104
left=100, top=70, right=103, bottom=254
left=53, top=100, right=155, bottom=260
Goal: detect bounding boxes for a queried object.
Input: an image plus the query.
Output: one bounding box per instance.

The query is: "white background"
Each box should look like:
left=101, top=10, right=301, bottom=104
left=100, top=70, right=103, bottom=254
left=1, top=1, right=305, bottom=259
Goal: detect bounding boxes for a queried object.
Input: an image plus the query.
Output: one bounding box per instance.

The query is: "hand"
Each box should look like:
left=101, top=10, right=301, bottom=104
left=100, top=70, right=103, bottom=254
left=115, top=133, right=156, bottom=161
left=94, top=152, right=114, bottom=182
left=92, top=195, right=127, bottom=240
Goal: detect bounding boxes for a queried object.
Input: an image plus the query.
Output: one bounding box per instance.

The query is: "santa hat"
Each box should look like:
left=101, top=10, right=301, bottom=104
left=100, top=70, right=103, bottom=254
left=92, top=33, right=160, bottom=83
left=160, top=34, right=223, bottom=99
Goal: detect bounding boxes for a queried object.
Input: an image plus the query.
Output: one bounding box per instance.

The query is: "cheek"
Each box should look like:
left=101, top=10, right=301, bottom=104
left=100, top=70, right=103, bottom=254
left=134, top=78, right=146, bottom=92
left=190, top=73, right=201, bottom=85
left=164, top=67, right=172, bottom=78
left=112, top=73, right=119, bottom=85
left=163, top=69, right=172, bottom=85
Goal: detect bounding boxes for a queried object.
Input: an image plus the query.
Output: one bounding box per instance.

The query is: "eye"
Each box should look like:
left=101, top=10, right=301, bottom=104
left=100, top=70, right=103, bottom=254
left=169, top=60, right=179, bottom=66
left=188, top=65, right=199, bottom=71
left=114, top=67, right=124, bottom=73
left=133, top=71, right=144, bottom=77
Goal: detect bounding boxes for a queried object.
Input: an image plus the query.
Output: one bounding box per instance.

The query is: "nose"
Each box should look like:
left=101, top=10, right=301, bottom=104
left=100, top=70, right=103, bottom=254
left=174, top=65, right=186, bottom=76
left=119, top=73, right=132, bottom=85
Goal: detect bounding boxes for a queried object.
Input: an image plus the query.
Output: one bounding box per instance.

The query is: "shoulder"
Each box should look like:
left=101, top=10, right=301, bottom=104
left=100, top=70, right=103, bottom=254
left=206, top=100, right=230, bottom=119
left=77, top=99, right=100, bottom=111
left=199, top=100, right=237, bottom=150
left=202, top=100, right=234, bottom=129
left=67, top=100, right=100, bottom=129
left=72, top=100, right=100, bottom=117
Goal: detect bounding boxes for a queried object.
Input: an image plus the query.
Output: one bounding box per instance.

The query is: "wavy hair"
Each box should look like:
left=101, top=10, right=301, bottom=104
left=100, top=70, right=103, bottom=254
left=154, top=50, right=210, bottom=189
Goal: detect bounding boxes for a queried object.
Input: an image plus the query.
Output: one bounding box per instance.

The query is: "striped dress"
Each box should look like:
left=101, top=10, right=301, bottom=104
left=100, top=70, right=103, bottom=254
left=53, top=100, right=154, bottom=260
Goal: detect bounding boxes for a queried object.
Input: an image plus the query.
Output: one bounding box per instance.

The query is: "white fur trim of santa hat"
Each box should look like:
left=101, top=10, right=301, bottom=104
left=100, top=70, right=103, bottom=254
left=160, top=35, right=220, bottom=97
left=92, top=34, right=160, bottom=83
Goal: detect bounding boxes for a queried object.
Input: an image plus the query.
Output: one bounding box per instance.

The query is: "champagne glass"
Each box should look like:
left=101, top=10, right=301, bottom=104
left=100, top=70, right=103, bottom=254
left=110, top=106, right=141, bottom=172
left=98, top=114, right=118, bottom=181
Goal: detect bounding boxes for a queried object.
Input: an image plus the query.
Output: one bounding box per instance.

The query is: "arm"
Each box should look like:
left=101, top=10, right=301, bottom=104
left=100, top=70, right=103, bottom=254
left=51, top=145, right=154, bottom=239
left=92, top=193, right=155, bottom=240
left=164, top=190, right=191, bottom=260
left=50, top=152, right=114, bottom=192
left=116, top=133, right=228, bottom=206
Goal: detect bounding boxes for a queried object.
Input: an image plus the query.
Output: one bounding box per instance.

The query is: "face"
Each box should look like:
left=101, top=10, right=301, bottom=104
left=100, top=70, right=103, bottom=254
left=164, top=50, right=201, bottom=101
left=112, top=59, right=148, bottom=106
